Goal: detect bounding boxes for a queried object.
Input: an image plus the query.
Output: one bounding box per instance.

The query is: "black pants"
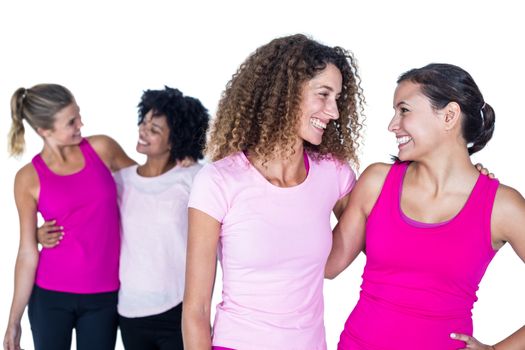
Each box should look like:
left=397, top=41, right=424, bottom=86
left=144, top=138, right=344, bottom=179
left=119, top=303, right=183, bottom=350
left=28, top=285, right=118, bottom=350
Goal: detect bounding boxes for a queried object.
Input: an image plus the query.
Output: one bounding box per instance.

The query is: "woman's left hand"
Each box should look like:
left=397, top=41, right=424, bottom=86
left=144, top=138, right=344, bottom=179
left=450, top=333, right=495, bottom=350
left=475, top=163, right=495, bottom=179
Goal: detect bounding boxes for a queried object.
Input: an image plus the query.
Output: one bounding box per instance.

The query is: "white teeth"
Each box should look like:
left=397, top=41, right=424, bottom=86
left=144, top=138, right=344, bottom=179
left=310, top=118, right=327, bottom=130
left=397, top=136, right=412, bottom=145
left=138, top=138, right=149, bottom=145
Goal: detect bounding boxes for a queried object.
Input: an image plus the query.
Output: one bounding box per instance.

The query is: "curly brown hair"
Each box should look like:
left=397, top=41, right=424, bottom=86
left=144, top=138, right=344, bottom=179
left=206, top=34, right=365, bottom=167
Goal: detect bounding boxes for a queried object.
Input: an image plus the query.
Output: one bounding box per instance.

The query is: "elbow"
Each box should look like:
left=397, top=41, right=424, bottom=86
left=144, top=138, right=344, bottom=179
left=324, top=264, right=342, bottom=280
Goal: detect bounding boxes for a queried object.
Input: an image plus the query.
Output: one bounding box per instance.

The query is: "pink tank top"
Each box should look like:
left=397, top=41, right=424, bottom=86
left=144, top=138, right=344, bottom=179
left=32, top=139, right=120, bottom=293
left=339, top=162, right=499, bottom=350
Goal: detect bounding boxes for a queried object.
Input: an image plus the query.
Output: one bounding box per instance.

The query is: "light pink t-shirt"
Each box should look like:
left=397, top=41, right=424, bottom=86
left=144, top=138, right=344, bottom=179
left=189, top=151, right=355, bottom=350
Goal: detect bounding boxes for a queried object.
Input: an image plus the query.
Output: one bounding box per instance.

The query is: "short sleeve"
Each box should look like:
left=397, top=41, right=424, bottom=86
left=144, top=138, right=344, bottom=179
left=112, top=167, right=126, bottom=200
left=337, top=161, right=356, bottom=199
left=188, top=163, right=228, bottom=223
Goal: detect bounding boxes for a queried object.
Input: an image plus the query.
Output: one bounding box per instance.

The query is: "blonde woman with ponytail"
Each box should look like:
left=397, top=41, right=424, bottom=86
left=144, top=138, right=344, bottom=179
left=4, top=84, right=134, bottom=350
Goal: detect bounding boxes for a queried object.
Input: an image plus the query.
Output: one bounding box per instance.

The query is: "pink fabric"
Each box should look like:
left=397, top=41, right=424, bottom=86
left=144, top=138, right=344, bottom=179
left=189, top=151, right=355, bottom=350
left=33, top=139, right=120, bottom=293
left=339, top=162, right=499, bottom=350
left=304, top=150, right=310, bottom=173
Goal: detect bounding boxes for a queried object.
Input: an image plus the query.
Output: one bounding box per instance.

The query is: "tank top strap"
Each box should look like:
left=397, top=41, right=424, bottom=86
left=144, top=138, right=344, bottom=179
left=371, top=161, right=410, bottom=213
left=31, top=153, right=51, bottom=177
left=459, top=174, right=500, bottom=250
left=460, top=174, right=500, bottom=214
left=79, top=138, right=108, bottom=171
left=385, top=161, right=410, bottom=199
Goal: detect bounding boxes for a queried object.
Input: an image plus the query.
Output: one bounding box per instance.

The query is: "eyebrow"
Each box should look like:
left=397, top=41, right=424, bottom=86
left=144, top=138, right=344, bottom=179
left=151, top=122, right=164, bottom=130
left=395, top=101, right=410, bottom=108
left=317, top=84, right=342, bottom=95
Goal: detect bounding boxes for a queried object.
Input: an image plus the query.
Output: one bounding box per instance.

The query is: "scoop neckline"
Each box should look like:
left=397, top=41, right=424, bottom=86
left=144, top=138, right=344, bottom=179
left=132, top=162, right=198, bottom=180
left=240, top=151, right=312, bottom=191
left=36, top=139, right=87, bottom=177
left=398, top=162, right=482, bottom=229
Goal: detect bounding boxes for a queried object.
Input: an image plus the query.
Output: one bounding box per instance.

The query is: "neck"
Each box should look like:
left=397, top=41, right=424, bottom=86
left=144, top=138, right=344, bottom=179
left=41, top=140, right=78, bottom=163
left=248, top=143, right=307, bottom=187
left=408, top=145, right=478, bottom=193
left=137, top=156, right=176, bottom=177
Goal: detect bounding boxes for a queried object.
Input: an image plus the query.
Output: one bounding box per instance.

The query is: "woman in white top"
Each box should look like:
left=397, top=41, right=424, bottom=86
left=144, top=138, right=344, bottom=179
left=38, top=86, right=210, bottom=350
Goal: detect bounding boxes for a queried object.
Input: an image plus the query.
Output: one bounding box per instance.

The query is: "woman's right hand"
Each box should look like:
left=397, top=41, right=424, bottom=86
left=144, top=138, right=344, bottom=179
left=37, top=220, right=63, bottom=248
left=3, top=323, right=22, bottom=350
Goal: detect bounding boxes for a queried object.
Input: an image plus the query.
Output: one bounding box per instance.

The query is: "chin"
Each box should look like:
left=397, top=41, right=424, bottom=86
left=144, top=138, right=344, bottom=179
left=396, top=150, right=413, bottom=162
left=70, top=136, right=82, bottom=145
left=307, top=137, right=323, bottom=146
left=136, top=144, right=146, bottom=155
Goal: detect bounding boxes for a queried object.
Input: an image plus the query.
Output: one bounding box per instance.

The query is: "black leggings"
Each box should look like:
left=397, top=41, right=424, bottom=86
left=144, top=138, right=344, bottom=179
left=28, top=285, right=118, bottom=350
left=119, top=303, right=183, bottom=350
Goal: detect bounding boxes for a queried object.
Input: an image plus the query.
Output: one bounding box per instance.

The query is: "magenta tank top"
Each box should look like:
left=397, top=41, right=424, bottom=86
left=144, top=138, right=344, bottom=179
left=32, top=139, right=120, bottom=293
left=339, top=162, right=499, bottom=350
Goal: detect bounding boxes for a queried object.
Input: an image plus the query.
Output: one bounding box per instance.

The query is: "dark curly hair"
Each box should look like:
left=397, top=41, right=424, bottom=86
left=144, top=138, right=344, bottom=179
left=138, top=86, right=209, bottom=162
left=206, top=33, right=365, bottom=167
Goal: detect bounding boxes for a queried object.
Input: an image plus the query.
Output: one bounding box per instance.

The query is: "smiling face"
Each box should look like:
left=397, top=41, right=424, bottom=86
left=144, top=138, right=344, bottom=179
left=296, top=63, right=342, bottom=146
left=41, top=102, right=83, bottom=145
left=388, top=81, right=445, bottom=161
left=136, top=110, right=171, bottom=159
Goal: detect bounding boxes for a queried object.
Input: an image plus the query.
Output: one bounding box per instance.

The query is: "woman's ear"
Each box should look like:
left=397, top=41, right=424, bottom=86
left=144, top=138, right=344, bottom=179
left=36, top=127, right=51, bottom=138
left=443, top=101, right=461, bottom=131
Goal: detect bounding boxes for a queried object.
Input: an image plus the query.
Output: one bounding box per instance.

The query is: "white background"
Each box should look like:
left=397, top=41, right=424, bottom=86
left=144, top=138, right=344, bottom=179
left=1, top=1, right=524, bottom=349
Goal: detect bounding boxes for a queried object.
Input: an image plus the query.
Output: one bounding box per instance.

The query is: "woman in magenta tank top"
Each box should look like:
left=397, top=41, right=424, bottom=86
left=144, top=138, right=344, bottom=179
left=326, top=64, right=525, bottom=349
left=3, top=84, right=135, bottom=350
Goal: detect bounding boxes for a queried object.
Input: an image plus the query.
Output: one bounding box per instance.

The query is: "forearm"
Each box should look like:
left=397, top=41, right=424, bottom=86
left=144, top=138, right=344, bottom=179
left=325, top=225, right=355, bottom=279
left=182, top=308, right=212, bottom=349
left=492, top=325, right=525, bottom=349
left=7, top=252, right=38, bottom=326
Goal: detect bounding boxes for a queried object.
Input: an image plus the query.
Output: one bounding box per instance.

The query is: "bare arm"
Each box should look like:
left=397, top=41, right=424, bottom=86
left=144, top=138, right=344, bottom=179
left=332, top=192, right=350, bottom=220
left=3, top=166, right=40, bottom=350
left=182, top=208, right=220, bottom=350
left=452, top=184, right=525, bottom=349
left=87, top=135, right=135, bottom=172
left=325, top=163, right=390, bottom=279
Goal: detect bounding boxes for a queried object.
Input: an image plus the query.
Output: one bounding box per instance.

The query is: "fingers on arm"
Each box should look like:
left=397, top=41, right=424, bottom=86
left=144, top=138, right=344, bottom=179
left=37, top=220, right=64, bottom=248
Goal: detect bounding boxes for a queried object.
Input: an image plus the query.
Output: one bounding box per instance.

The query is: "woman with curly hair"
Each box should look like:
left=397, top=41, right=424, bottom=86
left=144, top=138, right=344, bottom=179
left=37, top=86, right=210, bottom=350
left=182, top=34, right=365, bottom=350
left=114, top=87, right=209, bottom=350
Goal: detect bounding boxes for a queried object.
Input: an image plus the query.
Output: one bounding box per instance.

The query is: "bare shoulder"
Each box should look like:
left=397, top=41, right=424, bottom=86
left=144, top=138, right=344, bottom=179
left=14, top=162, right=40, bottom=202
left=87, top=134, right=134, bottom=172
left=357, top=162, right=392, bottom=189
left=351, top=162, right=392, bottom=215
left=492, top=183, right=525, bottom=244
left=86, top=134, right=119, bottom=152
left=494, top=184, right=525, bottom=217
left=15, top=162, right=39, bottom=189
left=494, top=183, right=525, bottom=213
